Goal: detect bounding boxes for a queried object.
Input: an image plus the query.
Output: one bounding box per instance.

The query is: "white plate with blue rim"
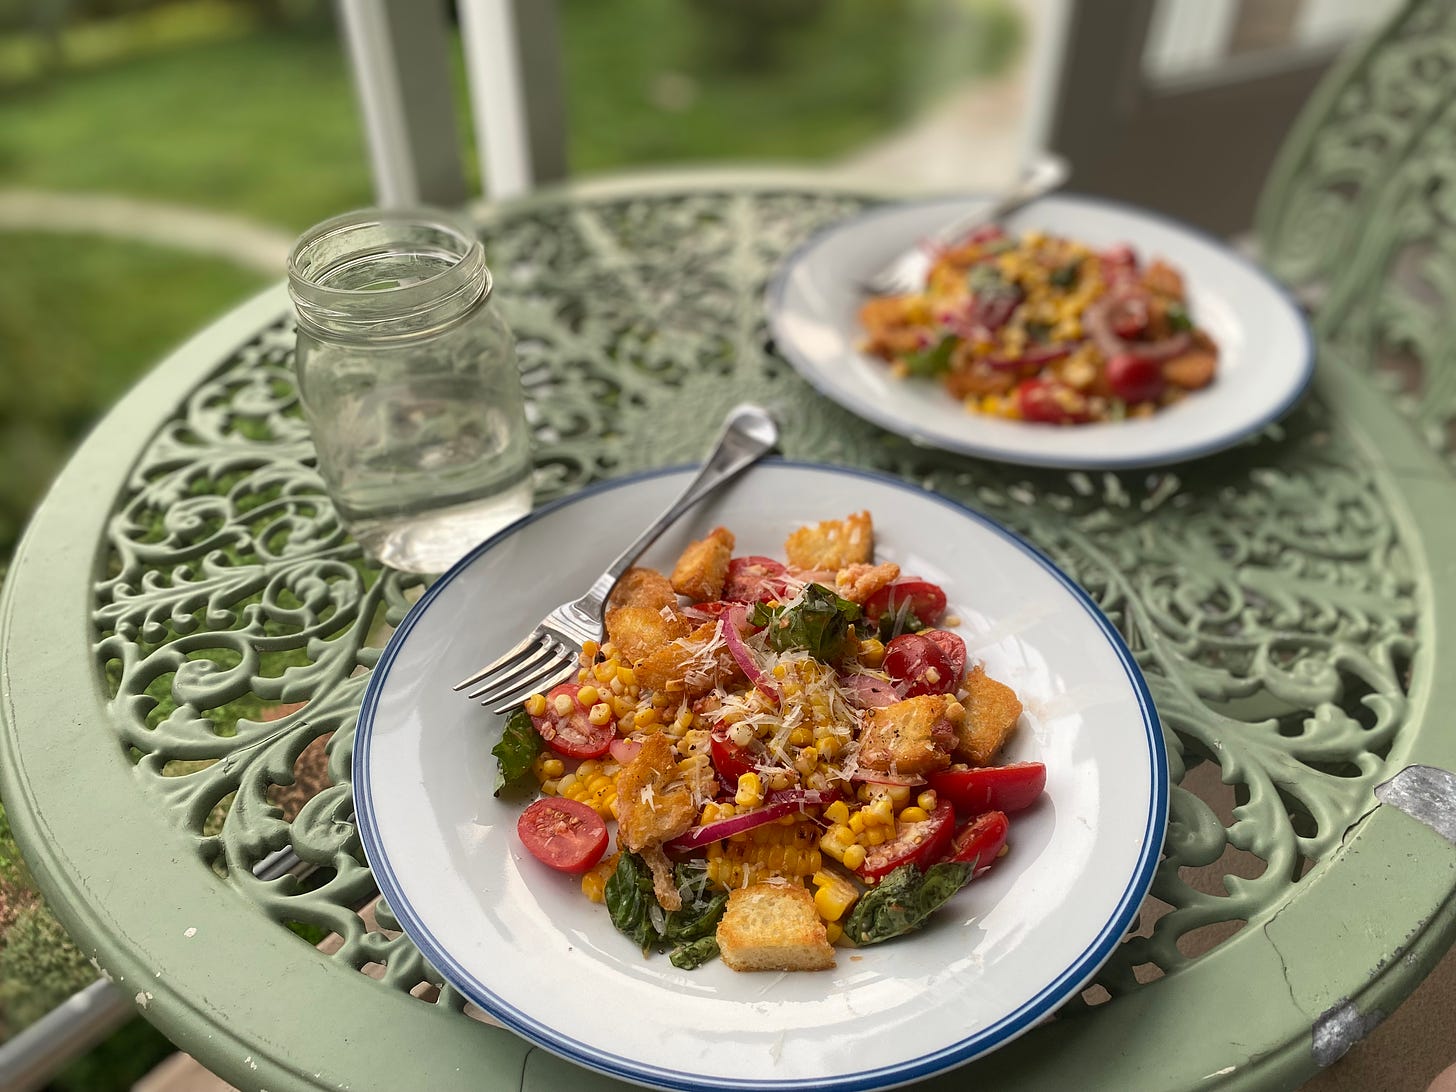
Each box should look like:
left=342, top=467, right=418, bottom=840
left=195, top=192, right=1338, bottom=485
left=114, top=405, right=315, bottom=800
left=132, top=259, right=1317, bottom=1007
left=354, top=460, right=1167, bottom=1091
left=765, top=194, right=1312, bottom=469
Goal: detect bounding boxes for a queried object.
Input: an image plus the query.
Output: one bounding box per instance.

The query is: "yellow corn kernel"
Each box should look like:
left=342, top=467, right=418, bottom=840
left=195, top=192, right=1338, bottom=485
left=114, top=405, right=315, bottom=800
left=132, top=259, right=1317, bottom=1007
left=701, top=802, right=724, bottom=825
left=863, top=828, right=888, bottom=847
left=576, top=668, right=589, bottom=684
left=552, top=692, right=575, bottom=716
left=577, top=684, right=601, bottom=707
left=916, top=790, right=938, bottom=812
left=635, top=706, right=660, bottom=727
left=581, top=639, right=600, bottom=663
left=674, top=708, right=695, bottom=731
left=728, top=721, right=754, bottom=748
left=735, top=771, right=765, bottom=808
left=541, top=778, right=560, bottom=795
left=793, top=746, right=819, bottom=777
left=772, top=663, right=788, bottom=679
left=812, top=871, right=859, bottom=922
left=848, top=811, right=866, bottom=834
left=816, top=734, right=843, bottom=760
left=869, top=795, right=897, bottom=826
left=611, top=695, right=634, bottom=717
left=593, top=662, right=615, bottom=683
left=616, top=665, right=637, bottom=687
left=884, top=784, right=913, bottom=806
left=897, top=806, right=930, bottom=824
left=825, top=922, right=844, bottom=946
left=787, top=726, right=813, bottom=748
left=768, top=770, right=791, bottom=792
left=857, top=638, right=885, bottom=668
left=824, top=800, right=851, bottom=825
left=581, top=852, right=616, bottom=902
left=841, top=844, right=867, bottom=871
left=704, top=820, right=821, bottom=888
left=588, top=702, right=613, bottom=726
left=560, top=764, right=617, bottom=819
left=525, top=693, right=548, bottom=717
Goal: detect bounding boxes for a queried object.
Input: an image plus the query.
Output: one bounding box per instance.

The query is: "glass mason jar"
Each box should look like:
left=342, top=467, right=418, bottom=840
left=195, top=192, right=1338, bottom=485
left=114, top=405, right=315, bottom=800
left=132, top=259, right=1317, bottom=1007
left=287, top=208, right=532, bottom=573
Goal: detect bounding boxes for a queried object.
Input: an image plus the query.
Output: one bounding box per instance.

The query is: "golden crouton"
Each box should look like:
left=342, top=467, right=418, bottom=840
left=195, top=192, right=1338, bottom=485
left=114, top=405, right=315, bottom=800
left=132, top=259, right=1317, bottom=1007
left=834, top=561, right=900, bottom=604
left=634, top=622, right=743, bottom=698
left=615, top=736, right=697, bottom=854
left=670, top=526, right=735, bottom=602
left=604, top=605, right=689, bottom=666
left=954, top=665, right=1023, bottom=766
left=784, top=511, right=874, bottom=570
left=858, top=694, right=962, bottom=776
left=608, top=567, right=678, bottom=613
left=716, top=882, right=835, bottom=972
left=641, top=844, right=683, bottom=912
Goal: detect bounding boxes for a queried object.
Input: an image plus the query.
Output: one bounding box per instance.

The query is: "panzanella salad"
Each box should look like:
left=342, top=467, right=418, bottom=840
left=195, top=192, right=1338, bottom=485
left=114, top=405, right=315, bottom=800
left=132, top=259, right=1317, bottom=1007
left=859, top=226, right=1218, bottom=424
left=494, top=511, right=1045, bottom=972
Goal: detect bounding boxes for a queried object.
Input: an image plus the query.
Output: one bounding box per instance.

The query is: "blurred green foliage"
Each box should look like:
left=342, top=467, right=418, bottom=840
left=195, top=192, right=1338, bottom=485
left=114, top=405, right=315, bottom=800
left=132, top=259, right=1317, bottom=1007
left=0, top=234, right=266, bottom=551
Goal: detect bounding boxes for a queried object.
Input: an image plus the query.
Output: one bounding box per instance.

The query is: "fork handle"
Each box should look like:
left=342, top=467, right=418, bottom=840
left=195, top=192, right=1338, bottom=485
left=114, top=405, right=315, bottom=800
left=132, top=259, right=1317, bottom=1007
left=575, top=404, right=779, bottom=619
left=926, top=152, right=1070, bottom=249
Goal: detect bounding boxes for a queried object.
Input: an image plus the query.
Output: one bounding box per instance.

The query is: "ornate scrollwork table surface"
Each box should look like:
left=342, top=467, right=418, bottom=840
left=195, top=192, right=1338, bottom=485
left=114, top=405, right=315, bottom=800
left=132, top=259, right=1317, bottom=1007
left=2, top=175, right=1455, bottom=1092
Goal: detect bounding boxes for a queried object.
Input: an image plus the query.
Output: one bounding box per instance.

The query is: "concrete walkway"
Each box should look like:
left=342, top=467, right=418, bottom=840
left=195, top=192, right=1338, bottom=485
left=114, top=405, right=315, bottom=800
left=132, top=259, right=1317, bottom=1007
left=0, top=189, right=290, bottom=275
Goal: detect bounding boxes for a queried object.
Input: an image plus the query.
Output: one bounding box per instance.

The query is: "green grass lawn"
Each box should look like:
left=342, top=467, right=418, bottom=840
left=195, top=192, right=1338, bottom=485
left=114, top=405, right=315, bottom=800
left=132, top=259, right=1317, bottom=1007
left=0, top=233, right=266, bottom=551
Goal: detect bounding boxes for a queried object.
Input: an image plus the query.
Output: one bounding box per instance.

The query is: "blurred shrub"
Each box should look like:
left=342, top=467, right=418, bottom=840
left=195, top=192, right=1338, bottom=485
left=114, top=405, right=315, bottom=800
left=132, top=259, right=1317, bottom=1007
left=686, top=0, right=830, bottom=72
left=0, top=901, right=95, bottom=1032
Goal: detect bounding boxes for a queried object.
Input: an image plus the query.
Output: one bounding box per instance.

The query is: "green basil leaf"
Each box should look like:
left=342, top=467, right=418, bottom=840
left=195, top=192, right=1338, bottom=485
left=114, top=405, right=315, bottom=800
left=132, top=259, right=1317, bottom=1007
left=841, top=860, right=975, bottom=946
left=605, top=852, right=658, bottom=952
left=967, top=264, right=1015, bottom=297
left=903, top=336, right=959, bottom=379
left=669, top=936, right=721, bottom=970
left=876, top=601, right=924, bottom=643
left=606, top=854, right=729, bottom=964
left=756, top=584, right=862, bottom=663
left=1166, top=303, right=1193, bottom=332
left=1049, top=259, right=1081, bottom=289
left=491, top=709, right=542, bottom=797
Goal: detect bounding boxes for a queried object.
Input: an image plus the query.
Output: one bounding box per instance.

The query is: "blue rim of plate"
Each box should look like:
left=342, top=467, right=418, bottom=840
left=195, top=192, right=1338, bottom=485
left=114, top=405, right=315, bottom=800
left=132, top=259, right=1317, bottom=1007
left=764, top=191, right=1315, bottom=470
left=354, top=458, right=1169, bottom=1092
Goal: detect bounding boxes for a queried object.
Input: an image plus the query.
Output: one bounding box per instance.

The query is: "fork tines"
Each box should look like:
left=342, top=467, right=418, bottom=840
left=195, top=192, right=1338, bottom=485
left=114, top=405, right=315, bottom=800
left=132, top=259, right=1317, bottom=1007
left=455, top=632, right=580, bottom=713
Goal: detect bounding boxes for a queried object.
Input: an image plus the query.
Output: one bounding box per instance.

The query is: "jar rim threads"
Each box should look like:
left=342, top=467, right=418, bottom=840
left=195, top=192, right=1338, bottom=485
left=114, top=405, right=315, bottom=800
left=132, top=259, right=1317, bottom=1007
left=287, top=207, right=492, bottom=342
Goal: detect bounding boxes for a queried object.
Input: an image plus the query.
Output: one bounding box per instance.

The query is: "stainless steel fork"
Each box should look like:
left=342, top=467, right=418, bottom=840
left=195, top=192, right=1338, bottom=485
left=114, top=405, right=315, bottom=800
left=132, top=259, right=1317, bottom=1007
left=858, top=152, right=1070, bottom=298
left=453, top=403, right=780, bottom=713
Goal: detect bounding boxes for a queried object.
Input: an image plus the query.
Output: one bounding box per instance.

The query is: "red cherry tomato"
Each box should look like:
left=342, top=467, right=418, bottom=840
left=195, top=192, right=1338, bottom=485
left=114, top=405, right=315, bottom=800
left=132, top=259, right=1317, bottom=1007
left=1015, top=378, right=1090, bottom=425
left=1106, top=352, right=1166, bottom=404
left=517, top=797, right=609, bottom=874
left=857, top=799, right=955, bottom=882
left=1108, top=296, right=1150, bottom=339
left=709, top=721, right=757, bottom=785
left=927, top=762, right=1046, bottom=816
left=862, top=578, right=948, bottom=625
left=883, top=633, right=956, bottom=698
left=723, top=556, right=790, bottom=604
left=947, top=810, right=1009, bottom=874
left=530, top=683, right=614, bottom=759
left=922, top=630, right=967, bottom=688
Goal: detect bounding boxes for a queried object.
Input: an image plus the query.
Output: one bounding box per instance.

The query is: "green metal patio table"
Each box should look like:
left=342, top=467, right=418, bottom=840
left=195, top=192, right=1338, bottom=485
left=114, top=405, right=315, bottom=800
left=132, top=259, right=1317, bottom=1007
left=4, top=124, right=1456, bottom=1092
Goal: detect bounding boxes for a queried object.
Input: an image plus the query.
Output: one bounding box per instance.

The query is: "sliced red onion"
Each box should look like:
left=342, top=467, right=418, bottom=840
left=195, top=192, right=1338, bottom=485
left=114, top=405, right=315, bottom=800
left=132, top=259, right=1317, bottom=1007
left=983, top=343, right=1072, bottom=372
left=1085, top=294, right=1193, bottom=363
left=609, top=738, right=641, bottom=766
left=723, top=605, right=778, bottom=702
left=851, top=769, right=928, bottom=787
left=841, top=671, right=901, bottom=709
left=665, top=788, right=836, bottom=852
